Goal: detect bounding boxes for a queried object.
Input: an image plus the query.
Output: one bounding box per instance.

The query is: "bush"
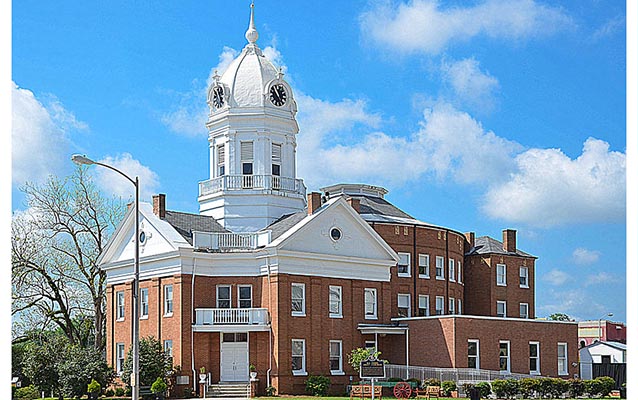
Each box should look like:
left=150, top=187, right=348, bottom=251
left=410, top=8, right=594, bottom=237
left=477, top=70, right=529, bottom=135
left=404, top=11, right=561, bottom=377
left=406, top=378, right=421, bottom=388
left=549, top=378, right=569, bottom=398
left=518, top=377, right=540, bottom=398
left=586, top=376, right=615, bottom=397
left=538, top=377, right=554, bottom=398
left=87, top=378, right=101, bottom=399
left=491, top=379, right=518, bottom=399
left=151, top=377, right=168, bottom=394
left=422, top=378, right=440, bottom=387
left=387, top=377, right=403, bottom=382
left=568, top=378, right=586, bottom=398
left=183, top=387, right=195, bottom=398
left=14, top=385, right=40, bottom=400
left=104, top=388, right=115, bottom=397
left=305, top=375, right=331, bottom=396
left=474, top=381, right=491, bottom=398
left=115, top=387, right=125, bottom=396
left=265, top=385, right=277, bottom=396
left=441, top=381, right=456, bottom=396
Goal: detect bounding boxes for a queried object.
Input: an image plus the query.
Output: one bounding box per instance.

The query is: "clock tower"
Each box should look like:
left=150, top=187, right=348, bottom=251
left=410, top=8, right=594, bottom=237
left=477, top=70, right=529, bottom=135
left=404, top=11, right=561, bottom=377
left=198, top=4, right=306, bottom=232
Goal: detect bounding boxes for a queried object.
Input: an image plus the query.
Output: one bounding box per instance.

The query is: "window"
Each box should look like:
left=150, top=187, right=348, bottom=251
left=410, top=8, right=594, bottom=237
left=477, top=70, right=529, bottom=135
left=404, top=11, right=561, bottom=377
left=529, top=342, right=540, bottom=374
left=457, top=298, right=462, bottom=315
left=329, top=286, right=343, bottom=318
left=520, top=303, right=529, bottom=319
left=435, top=256, right=445, bottom=280
left=418, top=254, right=430, bottom=278
left=272, top=143, right=282, bottom=176
left=241, top=141, right=253, bottom=175
left=397, top=294, right=411, bottom=317
left=217, top=285, right=231, bottom=309
left=468, top=340, right=480, bottom=369
left=418, top=295, right=429, bottom=317
left=291, top=283, right=305, bottom=316
left=435, top=296, right=445, bottom=315
left=365, top=341, right=377, bottom=351
left=520, top=267, right=529, bottom=288
left=116, top=343, right=125, bottom=374
left=601, top=355, right=611, bottom=364
left=164, top=340, right=173, bottom=358
left=217, top=145, right=225, bottom=176
left=329, top=340, right=343, bottom=374
left=497, top=264, right=507, bottom=286
left=292, top=339, right=306, bottom=375
left=364, top=288, right=377, bottom=320
left=499, top=341, right=510, bottom=372
left=116, top=291, right=125, bottom=320
left=449, top=259, right=455, bottom=282
left=164, top=285, right=173, bottom=316
left=238, top=285, right=252, bottom=308
left=449, top=297, right=455, bottom=314
left=397, top=252, right=411, bottom=277
left=497, top=301, right=507, bottom=318
left=457, top=261, right=462, bottom=283
left=140, top=288, right=148, bottom=318
left=557, top=343, right=568, bottom=375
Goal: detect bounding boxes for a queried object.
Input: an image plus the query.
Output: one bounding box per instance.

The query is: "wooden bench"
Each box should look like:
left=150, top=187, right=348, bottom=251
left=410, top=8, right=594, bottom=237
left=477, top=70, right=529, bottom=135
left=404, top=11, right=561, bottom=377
left=415, top=386, right=441, bottom=399
left=350, top=384, right=383, bottom=400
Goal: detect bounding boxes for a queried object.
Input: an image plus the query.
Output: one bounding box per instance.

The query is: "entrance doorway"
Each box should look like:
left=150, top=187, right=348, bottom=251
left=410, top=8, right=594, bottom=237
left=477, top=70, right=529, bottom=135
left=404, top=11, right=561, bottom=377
left=220, top=333, right=249, bottom=382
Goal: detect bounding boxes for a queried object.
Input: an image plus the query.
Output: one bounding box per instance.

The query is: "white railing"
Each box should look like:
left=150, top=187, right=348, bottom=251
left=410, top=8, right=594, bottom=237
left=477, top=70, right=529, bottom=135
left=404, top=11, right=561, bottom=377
left=193, top=230, right=271, bottom=250
left=198, top=174, right=306, bottom=197
left=194, top=308, right=270, bottom=326
left=383, top=364, right=543, bottom=383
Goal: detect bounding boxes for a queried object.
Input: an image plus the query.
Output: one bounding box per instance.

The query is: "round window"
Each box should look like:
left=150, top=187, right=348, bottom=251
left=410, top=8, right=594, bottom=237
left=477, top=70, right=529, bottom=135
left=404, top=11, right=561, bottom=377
left=139, top=231, right=146, bottom=244
left=330, top=228, right=342, bottom=241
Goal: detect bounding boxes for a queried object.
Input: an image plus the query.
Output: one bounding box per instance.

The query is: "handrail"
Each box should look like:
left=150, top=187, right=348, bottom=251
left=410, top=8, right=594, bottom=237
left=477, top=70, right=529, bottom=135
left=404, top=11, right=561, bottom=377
left=199, top=174, right=306, bottom=197
left=194, top=308, right=270, bottom=326
left=193, top=230, right=271, bottom=250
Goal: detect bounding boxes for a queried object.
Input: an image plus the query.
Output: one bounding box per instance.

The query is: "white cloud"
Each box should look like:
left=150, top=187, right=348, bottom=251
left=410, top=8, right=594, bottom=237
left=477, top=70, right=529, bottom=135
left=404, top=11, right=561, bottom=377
left=537, top=288, right=605, bottom=320
left=441, top=58, right=499, bottom=112
left=592, top=15, right=625, bottom=41
left=572, top=247, right=601, bottom=265
left=584, top=272, right=619, bottom=287
left=359, top=0, right=574, bottom=55
left=542, top=269, right=570, bottom=286
left=482, top=138, right=625, bottom=226
left=94, top=153, right=160, bottom=202
left=12, top=82, right=87, bottom=185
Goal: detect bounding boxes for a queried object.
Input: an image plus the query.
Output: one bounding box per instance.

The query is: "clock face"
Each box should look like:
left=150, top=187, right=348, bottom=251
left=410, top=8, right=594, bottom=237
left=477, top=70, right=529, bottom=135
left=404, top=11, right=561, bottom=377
left=269, top=84, right=287, bottom=106
left=212, top=86, right=224, bottom=109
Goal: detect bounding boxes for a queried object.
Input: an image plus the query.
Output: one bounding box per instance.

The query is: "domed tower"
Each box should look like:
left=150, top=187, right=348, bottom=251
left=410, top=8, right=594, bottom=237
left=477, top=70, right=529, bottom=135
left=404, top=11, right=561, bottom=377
left=198, top=4, right=306, bottom=232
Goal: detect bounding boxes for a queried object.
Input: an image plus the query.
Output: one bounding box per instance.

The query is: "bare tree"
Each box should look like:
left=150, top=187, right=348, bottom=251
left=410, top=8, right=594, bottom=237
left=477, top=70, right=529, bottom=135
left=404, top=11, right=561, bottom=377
left=12, top=167, right=125, bottom=350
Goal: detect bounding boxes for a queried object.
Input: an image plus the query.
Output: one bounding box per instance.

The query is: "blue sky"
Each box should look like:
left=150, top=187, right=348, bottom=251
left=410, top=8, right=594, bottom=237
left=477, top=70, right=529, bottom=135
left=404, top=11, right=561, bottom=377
left=11, top=1, right=627, bottom=322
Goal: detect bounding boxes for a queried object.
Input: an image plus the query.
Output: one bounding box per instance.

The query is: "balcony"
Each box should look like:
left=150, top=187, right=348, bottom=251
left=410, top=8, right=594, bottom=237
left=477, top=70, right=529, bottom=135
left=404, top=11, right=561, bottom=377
left=193, top=308, right=270, bottom=332
left=193, top=230, right=271, bottom=251
left=198, top=174, right=306, bottom=197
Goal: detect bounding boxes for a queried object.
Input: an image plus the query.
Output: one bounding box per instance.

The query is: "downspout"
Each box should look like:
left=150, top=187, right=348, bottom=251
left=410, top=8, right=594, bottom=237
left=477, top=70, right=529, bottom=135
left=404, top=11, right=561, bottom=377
left=191, top=258, right=197, bottom=393
left=445, top=229, right=449, bottom=311
left=266, top=255, right=273, bottom=387
left=412, top=224, right=417, bottom=316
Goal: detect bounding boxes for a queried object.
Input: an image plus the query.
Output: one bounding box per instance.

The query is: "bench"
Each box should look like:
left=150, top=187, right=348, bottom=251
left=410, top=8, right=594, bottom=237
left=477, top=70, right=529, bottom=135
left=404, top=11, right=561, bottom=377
left=350, top=384, right=383, bottom=400
left=415, top=386, right=441, bottom=399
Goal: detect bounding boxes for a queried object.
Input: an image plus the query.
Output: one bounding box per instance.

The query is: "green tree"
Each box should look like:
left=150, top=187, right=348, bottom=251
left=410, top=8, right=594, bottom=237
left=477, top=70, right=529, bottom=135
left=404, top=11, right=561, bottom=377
left=58, top=344, right=115, bottom=398
left=548, top=313, right=573, bottom=321
left=348, top=347, right=383, bottom=373
left=21, top=333, right=66, bottom=399
left=122, top=337, right=173, bottom=387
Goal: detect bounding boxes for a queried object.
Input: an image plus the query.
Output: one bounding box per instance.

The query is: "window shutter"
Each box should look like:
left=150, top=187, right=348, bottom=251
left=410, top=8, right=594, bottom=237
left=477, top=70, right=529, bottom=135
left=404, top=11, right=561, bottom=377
left=272, top=143, right=282, bottom=163
left=241, top=141, right=253, bottom=161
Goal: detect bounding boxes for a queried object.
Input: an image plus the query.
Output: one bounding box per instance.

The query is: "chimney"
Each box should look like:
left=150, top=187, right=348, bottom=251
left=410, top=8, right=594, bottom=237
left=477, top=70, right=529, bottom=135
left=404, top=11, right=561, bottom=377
left=347, top=197, right=360, bottom=213
left=464, top=232, right=475, bottom=248
left=503, top=229, right=517, bottom=253
left=153, top=194, right=166, bottom=219
left=307, top=192, right=322, bottom=215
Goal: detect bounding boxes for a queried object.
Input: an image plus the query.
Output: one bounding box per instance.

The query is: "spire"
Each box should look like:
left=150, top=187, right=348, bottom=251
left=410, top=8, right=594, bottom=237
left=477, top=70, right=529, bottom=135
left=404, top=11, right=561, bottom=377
left=245, top=2, right=259, bottom=45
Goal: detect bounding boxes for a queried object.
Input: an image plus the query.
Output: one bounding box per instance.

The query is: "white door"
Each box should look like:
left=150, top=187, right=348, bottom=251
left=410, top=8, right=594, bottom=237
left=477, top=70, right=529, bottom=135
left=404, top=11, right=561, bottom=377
left=220, top=334, right=249, bottom=382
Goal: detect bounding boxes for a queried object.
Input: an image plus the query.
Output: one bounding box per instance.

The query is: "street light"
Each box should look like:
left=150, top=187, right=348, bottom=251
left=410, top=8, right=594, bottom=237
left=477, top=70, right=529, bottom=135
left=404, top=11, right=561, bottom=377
left=72, top=154, right=141, bottom=400
left=598, top=312, right=614, bottom=343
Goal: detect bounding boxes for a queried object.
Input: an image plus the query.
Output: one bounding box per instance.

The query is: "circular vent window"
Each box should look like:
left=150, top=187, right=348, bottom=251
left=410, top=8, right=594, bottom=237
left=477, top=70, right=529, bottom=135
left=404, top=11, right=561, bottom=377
left=330, top=227, right=342, bottom=241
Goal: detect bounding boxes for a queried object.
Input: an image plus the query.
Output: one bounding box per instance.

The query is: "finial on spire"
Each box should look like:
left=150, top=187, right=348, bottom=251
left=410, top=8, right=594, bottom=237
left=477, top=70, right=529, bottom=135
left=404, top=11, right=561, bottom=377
left=245, top=2, right=259, bottom=45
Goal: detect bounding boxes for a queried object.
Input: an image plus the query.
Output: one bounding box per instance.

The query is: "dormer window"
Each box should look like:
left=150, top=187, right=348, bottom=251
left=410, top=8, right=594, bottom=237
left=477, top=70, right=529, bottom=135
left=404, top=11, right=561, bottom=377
left=272, top=143, right=282, bottom=176
left=241, top=141, right=253, bottom=175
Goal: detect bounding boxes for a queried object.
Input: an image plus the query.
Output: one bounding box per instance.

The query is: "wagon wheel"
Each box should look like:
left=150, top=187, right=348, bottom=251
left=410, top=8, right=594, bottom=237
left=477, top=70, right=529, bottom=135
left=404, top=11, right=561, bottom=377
left=393, top=382, right=412, bottom=398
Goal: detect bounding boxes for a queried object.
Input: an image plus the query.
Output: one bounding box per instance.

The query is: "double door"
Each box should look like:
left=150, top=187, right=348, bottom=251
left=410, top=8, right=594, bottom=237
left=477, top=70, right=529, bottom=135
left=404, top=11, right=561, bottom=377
left=220, top=333, right=249, bottom=382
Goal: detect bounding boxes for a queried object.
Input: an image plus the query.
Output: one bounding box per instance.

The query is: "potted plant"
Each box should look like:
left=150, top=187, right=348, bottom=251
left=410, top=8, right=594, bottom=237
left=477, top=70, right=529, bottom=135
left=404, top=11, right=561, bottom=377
left=249, top=364, right=257, bottom=379
left=199, top=366, right=208, bottom=383
left=151, top=377, right=168, bottom=400
left=87, top=379, right=101, bottom=400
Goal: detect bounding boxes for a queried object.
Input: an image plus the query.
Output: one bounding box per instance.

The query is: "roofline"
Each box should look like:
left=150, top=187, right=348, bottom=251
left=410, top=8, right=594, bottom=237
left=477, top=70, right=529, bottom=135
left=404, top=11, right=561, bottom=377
left=392, top=314, right=578, bottom=325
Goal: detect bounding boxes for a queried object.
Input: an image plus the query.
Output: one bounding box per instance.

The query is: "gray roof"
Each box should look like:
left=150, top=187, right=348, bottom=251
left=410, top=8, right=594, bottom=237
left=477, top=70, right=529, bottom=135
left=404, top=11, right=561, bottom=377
left=468, top=236, right=535, bottom=258
left=264, top=211, right=308, bottom=240
left=164, top=210, right=227, bottom=244
left=588, top=341, right=627, bottom=351
left=357, top=195, right=415, bottom=219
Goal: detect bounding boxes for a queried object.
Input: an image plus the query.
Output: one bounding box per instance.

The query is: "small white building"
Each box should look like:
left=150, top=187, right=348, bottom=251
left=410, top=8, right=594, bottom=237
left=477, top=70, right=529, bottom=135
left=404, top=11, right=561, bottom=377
left=579, top=341, right=626, bottom=379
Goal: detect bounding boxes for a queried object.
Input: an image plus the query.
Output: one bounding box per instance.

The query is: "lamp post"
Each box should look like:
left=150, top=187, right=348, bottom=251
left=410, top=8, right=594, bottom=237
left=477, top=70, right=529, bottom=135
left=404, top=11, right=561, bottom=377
left=72, top=154, right=141, bottom=400
left=598, top=312, right=613, bottom=343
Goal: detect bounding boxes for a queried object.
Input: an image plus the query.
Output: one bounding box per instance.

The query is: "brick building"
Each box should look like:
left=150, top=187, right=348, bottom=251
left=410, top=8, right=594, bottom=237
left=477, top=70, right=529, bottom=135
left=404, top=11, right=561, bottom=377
left=99, top=5, right=578, bottom=396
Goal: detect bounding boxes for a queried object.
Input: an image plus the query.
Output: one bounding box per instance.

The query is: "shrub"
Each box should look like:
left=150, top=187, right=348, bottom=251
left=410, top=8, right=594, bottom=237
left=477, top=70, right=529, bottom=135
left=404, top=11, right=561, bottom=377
left=587, top=376, right=615, bottom=397
left=87, top=379, right=101, bottom=398
left=407, top=378, right=421, bottom=388
left=491, top=379, right=518, bottom=399
left=538, top=377, right=554, bottom=398
left=549, top=378, right=569, bottom=398
left=568, top=378, right=585, bottom=398
left=115, top=386, right=125, bottom=396
left=104, top=388, right=115, bottom=397
left=518, top=377, right=540, bottom=398
left=348, top=347, right=383, bottom=373
left=305, top=375, right=331, bottom=396
left=151, top=377, right=168, bottom=394
left=441, top=381, right=456, bottom=396
left=265, top=385, right=277, bottom=396
left=183, top=387, right=195, bottom=398
left=422, top=378, right=441, bottom=387
left=474, top=381, right=491, bottom=398
left=387, top=377, right=403, bottom=382
left=14, top=385, right=40, bottom=400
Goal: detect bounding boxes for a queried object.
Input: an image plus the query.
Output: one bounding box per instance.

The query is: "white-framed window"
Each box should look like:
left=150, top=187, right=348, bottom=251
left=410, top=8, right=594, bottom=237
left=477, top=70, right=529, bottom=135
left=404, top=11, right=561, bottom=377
left=497, top=264, right=507, bottom=286
left=398, top=294, right=411, bottom=317
left=557, top=343, right=568, bottom=375
left=435, top=256, right=445, bottom=280
left=457, top=298, right=462, bottom=315
left=271, top=143, right=282, bottom=176
left=140, top=288, right=148, bottom=319
left=164, top=285, right=173, bottom=316
left=520, top=303, right=529, bottom=319
left=520, top=267, right=529, bottom=288
left=329, top=286, right=343, bottom=318
left=397, top=252, right=411, bottom=277
left=497, top=301, right=507, bottom=318
left=164, top=339, right=173, bottom=358
left=329, top=340, right=343, bottom=374
left=365, top=341, right=377, bottom=351
left=291, top=283, right=305, bottom=316
left=449, top=259, right=455, bottom=282
left=364, top=288, right=377, bottom=320
left=238, top=285, right=252, bottom=308
left=240, top=141, right=254, bottom=175
left=499, top=340, right=510, bottom=373
left=418, top=254, right=430, bottom=278
left=529, top=341, right=540, bottom=375
left=116, top=343, right=125, bottom=374
left=116, top=291, right=125, bottom=320
left=457, top=261, right=462, bottom=283
left=217, top=285, right=231, bottom=308
left=418, top=295, right=429, bottom=317
left=217, top=144, right=225, bottom=176
left=468, top=340, right=480, bottom=369
left=292, top=339, right=306, bottom=375
left=435, top=296, right=445, bottom=315
left=449, top=297, right=455, bottom=314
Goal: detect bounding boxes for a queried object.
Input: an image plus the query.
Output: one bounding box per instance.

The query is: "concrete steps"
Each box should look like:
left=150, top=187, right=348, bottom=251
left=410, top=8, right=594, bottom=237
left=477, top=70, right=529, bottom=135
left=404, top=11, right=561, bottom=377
left=207, top=383, right=251, bottom=398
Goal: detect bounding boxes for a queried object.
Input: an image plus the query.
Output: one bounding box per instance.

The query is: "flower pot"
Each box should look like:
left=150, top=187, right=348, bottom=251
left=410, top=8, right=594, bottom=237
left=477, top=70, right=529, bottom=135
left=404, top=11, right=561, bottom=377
left=199, top=373, right=207, bottom=383
left=250, top=371, right=258, bottom=379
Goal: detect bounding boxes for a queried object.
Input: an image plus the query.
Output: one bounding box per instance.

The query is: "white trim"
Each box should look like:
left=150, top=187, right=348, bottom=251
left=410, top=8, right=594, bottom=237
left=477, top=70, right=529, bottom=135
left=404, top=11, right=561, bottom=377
left=217, top=284, right=232, bottom=309
left=398, top=293, right=411, bottom=317
left=237, top=284, right=253, bottom=309
left=140, top=288, right=149, bottom=318
left=499, top=340, right=511, bottom=373
left=392, top=314, right=578, bottom=325
left=329, top=340, right=343, bottom=374
left=164, top=284, right=174, bottom=316
left=468, top=339, right=480, bottom=369
left=497, top=300, right=507, bottom=318
left=457, top=260, right=462, bottom=283
left=418, top=295, right=430, bottom=317
left=435, top=256, right=445, bottom=280
left=364, top=288, right=378, bottom=320
left=496, top=263, right=507, bottom=286
left=529, top=341, right=540, bottom=375
left=291, top=283, right=306, bottom=317
left=418, top=254, right=430, bottom=278
left=292, top=338, right=306, bottom=375
left=519, top=266, right=529, bottom=288
left=449, top=258, right=455, bottom=282
left=520, top=302, right=529, bottom=319
left=449, top=297, right=455, bottom=314
left=116, top=342, right=125, bottom=374
left=116, top=291, right=125, bottom=321
left=397, top=252, right=411, bottom=277
left=558, top=342, right=568, bottom=376
left=329, top=286, right=343, bottom=318
left=435, top=296, right=445, bottom=316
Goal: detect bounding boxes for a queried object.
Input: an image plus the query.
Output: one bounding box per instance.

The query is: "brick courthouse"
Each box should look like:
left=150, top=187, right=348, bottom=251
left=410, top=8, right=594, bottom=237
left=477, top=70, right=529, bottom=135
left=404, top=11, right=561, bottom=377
left=99, top=5, right=577, bottom=396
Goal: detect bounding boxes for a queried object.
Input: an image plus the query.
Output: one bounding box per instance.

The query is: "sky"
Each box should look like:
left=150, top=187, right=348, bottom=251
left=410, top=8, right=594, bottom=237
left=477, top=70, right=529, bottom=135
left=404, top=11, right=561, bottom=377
left=11, top=0, right=628, bottom=323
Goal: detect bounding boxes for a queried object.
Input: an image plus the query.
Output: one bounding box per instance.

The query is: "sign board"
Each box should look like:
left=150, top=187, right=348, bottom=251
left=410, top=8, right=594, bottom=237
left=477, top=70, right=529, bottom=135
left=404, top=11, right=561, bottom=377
left=359, top=358, right=386, bottom=379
